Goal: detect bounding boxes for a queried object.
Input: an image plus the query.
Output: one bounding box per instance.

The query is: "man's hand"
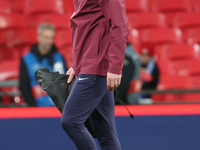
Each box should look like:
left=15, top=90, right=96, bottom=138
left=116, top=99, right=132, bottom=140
left=107, top=72, right=121, bottom=91
left=66, top=68, right=75, bottom=83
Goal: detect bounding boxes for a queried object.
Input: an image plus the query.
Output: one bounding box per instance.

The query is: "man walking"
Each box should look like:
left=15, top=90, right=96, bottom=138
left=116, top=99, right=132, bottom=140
left=61, top=0, right=130, bottom=150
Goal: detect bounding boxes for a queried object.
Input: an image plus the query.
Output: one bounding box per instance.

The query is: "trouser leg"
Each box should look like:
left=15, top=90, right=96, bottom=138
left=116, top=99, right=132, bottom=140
left=89, top=90, right=122, bottom=150
left=61, top=74, right=107, bottom=150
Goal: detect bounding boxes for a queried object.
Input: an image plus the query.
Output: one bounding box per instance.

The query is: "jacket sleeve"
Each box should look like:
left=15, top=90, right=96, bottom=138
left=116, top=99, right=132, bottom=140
left=19, top=58, right=37, bottom=107
left=98, top=0, right=130, bottom=75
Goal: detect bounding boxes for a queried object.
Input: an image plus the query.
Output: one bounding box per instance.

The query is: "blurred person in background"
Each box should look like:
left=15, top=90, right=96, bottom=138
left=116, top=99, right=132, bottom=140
left=19, top=24, right=67, bottom=107
left=139, top=48, right=159, bottom=104
left=115, top=43, right=142, bottom=104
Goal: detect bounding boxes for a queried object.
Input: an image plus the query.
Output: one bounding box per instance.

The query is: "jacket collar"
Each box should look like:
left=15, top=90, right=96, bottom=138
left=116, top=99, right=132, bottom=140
left=30, top=44, right=58, bottom=62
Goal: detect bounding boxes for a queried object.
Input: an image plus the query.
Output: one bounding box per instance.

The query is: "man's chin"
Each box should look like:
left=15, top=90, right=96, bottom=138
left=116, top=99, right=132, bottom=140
left=45, top=45, right=52, bottom=50
left=43, top=46, right=52, bottom=52
left=41, top=49, right=51, bottom=55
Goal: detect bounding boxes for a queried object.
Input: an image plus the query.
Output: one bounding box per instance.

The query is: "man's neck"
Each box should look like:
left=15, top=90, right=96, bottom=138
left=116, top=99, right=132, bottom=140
left=38, top=44, right=47, bottom=55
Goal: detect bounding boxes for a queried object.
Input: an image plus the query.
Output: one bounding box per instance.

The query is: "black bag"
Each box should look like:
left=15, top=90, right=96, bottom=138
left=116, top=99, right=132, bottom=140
left=35, top=67, right=95, bottom=138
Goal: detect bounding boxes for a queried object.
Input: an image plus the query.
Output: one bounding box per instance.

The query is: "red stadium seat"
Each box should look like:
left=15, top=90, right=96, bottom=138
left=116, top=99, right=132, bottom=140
left=63, top=0, right=74, bottom=13
left=125, top=0, right=149, bottom=13
left=191, top=0, right=200, bottom=12
left=127, top=13, right=166, bottom=30
left=0, top=32, right=6, bottom=46
left=156, top=74, right=200, bottom=102
left=139, top=28, right=182, bottom=51
left=0, top=14, right=26, bottom=29
left=173, top=12, right=200, bottom=29
left=21, top=46, right=31, bottom=55
left=27, top=14, right=71, bottom=29
left=24, top=0, right=65, bottom=16
left=0, top=0, right=12, bottom=14
left=181, top=93, right=200, bottom=102
left=128, top=29, right=140, bottom=53
left=12, top=0, right=25, bottom=13
left=59, top=46, right=73, bottom=69
left=151, top=94, right=165, bottom=102
left=163, top=12, right=179, bottom=27
left=153, top=92, right=200, bottom=102
left=156, top=75, right=196, bottom=102
left=162, top=93, right=199, bottom=102
left=0, top=86, right=25, bottom=106
left=157, top=75, right=193, bottom=90
left=154, top=44, right=200, bottom=61
left=174, top=59, right=200, bottom=76
left=183, top=27, right=200, bottom=44
left=191, top=76, right=200, bottom=88
left=2, top=28, right=37, bottom=48
left=149, top=0, right=193, bottom=26
left=54, top=29, right=72, bottom=49
left=0, top=47, right=20, bottom=62
left=152, top=93, right=187, bottom=103
left=0, top=0, right=24, bottom=14
left=150, top=0, right=192, bottom=13
left=0, top=60, right=19, bottom=81
left=156, top=60, right=176, bottom=76
left=0, top=59, right=23, bottom=106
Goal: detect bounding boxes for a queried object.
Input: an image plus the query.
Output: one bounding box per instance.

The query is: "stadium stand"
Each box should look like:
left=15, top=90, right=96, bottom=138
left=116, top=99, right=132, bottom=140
left=0, top=0, right=200, bottom=105
left=2, top=28, right=37, bottom=48
left=0, top=32, right=5, bottom=46
left=156, top=60, right=175, bottom=76
left=0, top=47, right=20, bottom=62
left=12, top=0, right=24, bottom=13
left=128, top=29, right=140, bottom=52
left=158, top=75, right=193, bottom=90
left=127, top=13, right=166, bottom=30
left=191, top=0, right=200, bottom=12
left=154, top=43, right=200, bottom=102
left=125, top=0, right=149, bottom=13
left=24, top=0, right=65, bottom=16
left=0, top=0, right=12, bottom=14
left=59, top=46, right=73, bottom=69
left=54, top=28, right=73, bottom=68
left=0, top=14, right=26, bottom=29
left=63, top=0, right=74, bottom=13
left=0, top=0, right=24, bottom=14
left=0, top=59, right=24, bottom=106
left=54, top=29, right=72, bottom=49
left=191, top=75, right=200, bottom=88
left=173, top=12, right=200, bottom=30
left=149, top=0, right=192, bottom=12
left=174, top=59, right=200, bottom=76
left=27, top=14, right=71, bottom=29
left=149, top=0, right=193, bottom=26
left=154, top=75, right=200, bottom=102
left=139, top=28, right=182, bottom=52
left=154, top=44, right=200, bottom=61
left=183, top=27, right=200, bottom=44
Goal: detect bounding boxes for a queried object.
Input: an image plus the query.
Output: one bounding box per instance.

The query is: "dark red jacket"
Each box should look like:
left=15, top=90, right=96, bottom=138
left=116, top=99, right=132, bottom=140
left=71, top=0, right=130, bottom=76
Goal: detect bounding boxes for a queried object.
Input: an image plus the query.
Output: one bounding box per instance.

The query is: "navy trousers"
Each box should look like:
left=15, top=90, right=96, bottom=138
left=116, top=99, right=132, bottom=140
left=61, top=74, right=121, bottom=150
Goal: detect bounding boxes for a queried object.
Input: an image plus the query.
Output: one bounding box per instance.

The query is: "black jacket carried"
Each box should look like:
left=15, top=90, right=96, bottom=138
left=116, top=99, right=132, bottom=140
left=35, top=67, right=95, bottom=138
